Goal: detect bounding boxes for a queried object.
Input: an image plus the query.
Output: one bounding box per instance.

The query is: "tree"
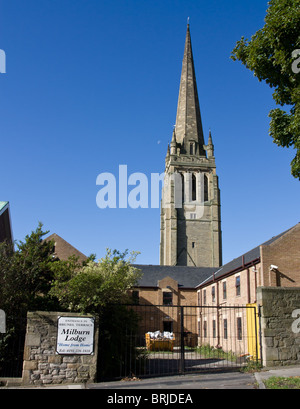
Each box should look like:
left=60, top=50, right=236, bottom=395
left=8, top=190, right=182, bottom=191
left=50, top=248, right=143, bottom=380
left=50, top=249, right=142, bottom=314
left=0, top=223, right=61, bottom=376
left=0, top=224, right=142, bottom=378
left=0, top=223, right=60, bottom=316
left=231, top=0, right=300, bottom=179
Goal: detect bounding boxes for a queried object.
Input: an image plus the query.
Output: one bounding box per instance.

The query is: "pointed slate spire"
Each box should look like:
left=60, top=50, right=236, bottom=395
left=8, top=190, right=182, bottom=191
left=174, top=24, right=206, bottom=156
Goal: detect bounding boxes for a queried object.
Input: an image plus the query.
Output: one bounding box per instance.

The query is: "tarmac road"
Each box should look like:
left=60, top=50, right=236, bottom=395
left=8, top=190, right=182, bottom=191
left=87, top=371, right=257, bottom=389
left=2, top=365, right=300, bottom=390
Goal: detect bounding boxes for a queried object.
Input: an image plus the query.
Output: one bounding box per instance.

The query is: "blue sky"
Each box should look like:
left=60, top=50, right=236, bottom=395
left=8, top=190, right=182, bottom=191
left=0, top=0, right=299, bottom=265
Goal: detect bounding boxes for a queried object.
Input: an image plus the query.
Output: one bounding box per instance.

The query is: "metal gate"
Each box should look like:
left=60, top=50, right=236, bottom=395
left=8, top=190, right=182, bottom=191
left=0, top=316, right=27, bottom=378
left=97, top=304, right=261, bottom=381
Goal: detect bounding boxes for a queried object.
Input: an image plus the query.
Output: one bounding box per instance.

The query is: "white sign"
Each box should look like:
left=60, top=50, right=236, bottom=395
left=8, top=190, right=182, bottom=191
left=56, top=316, right=95, bottom=355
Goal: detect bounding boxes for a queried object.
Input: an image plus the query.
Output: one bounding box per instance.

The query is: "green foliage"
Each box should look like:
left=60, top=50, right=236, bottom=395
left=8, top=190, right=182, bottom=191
left=50, top=249, right=142, bottom=313
left=0, top=223, right=140, bottom=316
left=97, top=305, right=146, bottom=380
left=231, top=0, right=300, bottom=179
left=0, top=222, right=60, bottom=316
left=49, top=250, right=143, bottom=380
left=0, top=224, right=142, bottom=378
left=240, top=359, right=263, bottom=373
left=0, top=223, right=61, bottom=375
left=194, top=344, right=238, bottom=362
left=264, top=376, right=300, bottom=389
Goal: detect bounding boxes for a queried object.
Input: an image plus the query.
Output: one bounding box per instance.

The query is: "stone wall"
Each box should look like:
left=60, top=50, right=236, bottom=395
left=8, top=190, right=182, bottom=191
left=22, top=312, right=98, bottom=386
left=257, top=287, right=300, bottom=367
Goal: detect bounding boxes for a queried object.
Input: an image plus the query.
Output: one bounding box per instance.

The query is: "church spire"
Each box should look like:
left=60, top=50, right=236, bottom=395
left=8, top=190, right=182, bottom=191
left=160, top=24, right=222, bottom=268
left=174, top=24, right=206, bottom=156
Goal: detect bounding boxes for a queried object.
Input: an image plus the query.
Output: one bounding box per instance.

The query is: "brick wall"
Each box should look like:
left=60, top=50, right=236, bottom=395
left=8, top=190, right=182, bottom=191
left=261, top=224, right=300, bottom=287
left=197, top=264, right=261, bottom=308
left=133, top=277, right=198, bottom=340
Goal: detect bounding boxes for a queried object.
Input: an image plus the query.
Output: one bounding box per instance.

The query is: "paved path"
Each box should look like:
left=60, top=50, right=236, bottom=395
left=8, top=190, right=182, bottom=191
left=254, top=365, right=300, bottom=389
left=88, top=365, right=300, bottom=390
left=88, top=372, right=256, bottom=389
left=2, top=365, right=300, bottom=389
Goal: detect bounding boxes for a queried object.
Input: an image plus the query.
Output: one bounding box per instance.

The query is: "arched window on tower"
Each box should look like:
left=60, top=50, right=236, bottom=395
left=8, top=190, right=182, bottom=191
left=189, top=143, right=194, bottom=155
left=181, top=173, right=185, bottom=204
left=204, top=174, right=209, bottom=202
left=192, top=174, right=197, bottom=201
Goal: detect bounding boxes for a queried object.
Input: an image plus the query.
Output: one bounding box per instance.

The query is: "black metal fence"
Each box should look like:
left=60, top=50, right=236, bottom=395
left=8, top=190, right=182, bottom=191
left=97, top=304, right=260, bottom=381
left=0, top=316, right=27, bottom=378
left=0, top=306, right=260, bottom=381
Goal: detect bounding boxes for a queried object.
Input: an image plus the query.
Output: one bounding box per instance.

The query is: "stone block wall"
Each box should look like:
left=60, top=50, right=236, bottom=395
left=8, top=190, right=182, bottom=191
left=257, top=287, right=300, bottom=367
left=22, top=312, right=98, bottom=386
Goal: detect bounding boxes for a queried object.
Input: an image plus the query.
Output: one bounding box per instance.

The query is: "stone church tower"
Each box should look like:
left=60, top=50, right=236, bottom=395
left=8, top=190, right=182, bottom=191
left=160, top=25, right=222, bottom=268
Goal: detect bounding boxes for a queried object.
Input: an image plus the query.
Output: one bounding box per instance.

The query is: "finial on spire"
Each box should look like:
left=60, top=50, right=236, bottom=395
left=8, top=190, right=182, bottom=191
left=187, top=16, right=190, bottom=26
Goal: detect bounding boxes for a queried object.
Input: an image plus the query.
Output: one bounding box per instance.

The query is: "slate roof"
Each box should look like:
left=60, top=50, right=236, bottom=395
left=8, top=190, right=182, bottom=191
left=198, top=225, right=296, bottom=288
left=134, top=224, right=298, bottom=290
left=133, top=264, right=217, bottom=289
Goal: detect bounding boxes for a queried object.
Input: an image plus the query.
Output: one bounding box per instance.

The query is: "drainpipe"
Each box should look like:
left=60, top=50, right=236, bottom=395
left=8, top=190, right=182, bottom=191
left=247, top=268, right=251, bottom=304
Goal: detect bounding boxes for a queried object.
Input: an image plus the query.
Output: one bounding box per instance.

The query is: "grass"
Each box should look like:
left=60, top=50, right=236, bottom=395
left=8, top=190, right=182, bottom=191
left=240, top=359, right=262, bottom=373
left=144, top=344, right=263, bottom=371
left=186, top=344, right=239, bottom=362
left=264, top=376, right=300, bottom=389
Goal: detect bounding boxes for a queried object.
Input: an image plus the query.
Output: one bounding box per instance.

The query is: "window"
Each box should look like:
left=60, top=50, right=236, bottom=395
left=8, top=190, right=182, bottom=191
left=212, top=286, right=216, bottom=303
left=190, top=213, right=196, bottom=219
left=212, top=320, right=216, bottom=338
left=181, top=173, right=185, bottom=204
left=163, top=321, right=173, bottom=333
left=192, top=174, right=197, bottom=201
left=237, top=317, right=242, bottom=340
left=132, top=290, right=139, bottom=305
left=204, top=174, right=209, bottom=202
left=203, top=289, right=207, bottom=305
left=190, top=143, right=194, bottom=155
left=203, top=320, right=207, bottom=338
left=192, top=241, right=195, bottom=249
left=224, top=319, right=228, bottom=339
left=223, top=281, right=227, bottom=300
left=235, top=276, right=241, bottom=296
left=163, top=291, right=173, bottom=305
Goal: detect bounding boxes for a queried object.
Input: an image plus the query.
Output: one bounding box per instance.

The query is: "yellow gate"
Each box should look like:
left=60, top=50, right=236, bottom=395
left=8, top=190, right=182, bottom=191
left=246, top=303, right=260, bottom=361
